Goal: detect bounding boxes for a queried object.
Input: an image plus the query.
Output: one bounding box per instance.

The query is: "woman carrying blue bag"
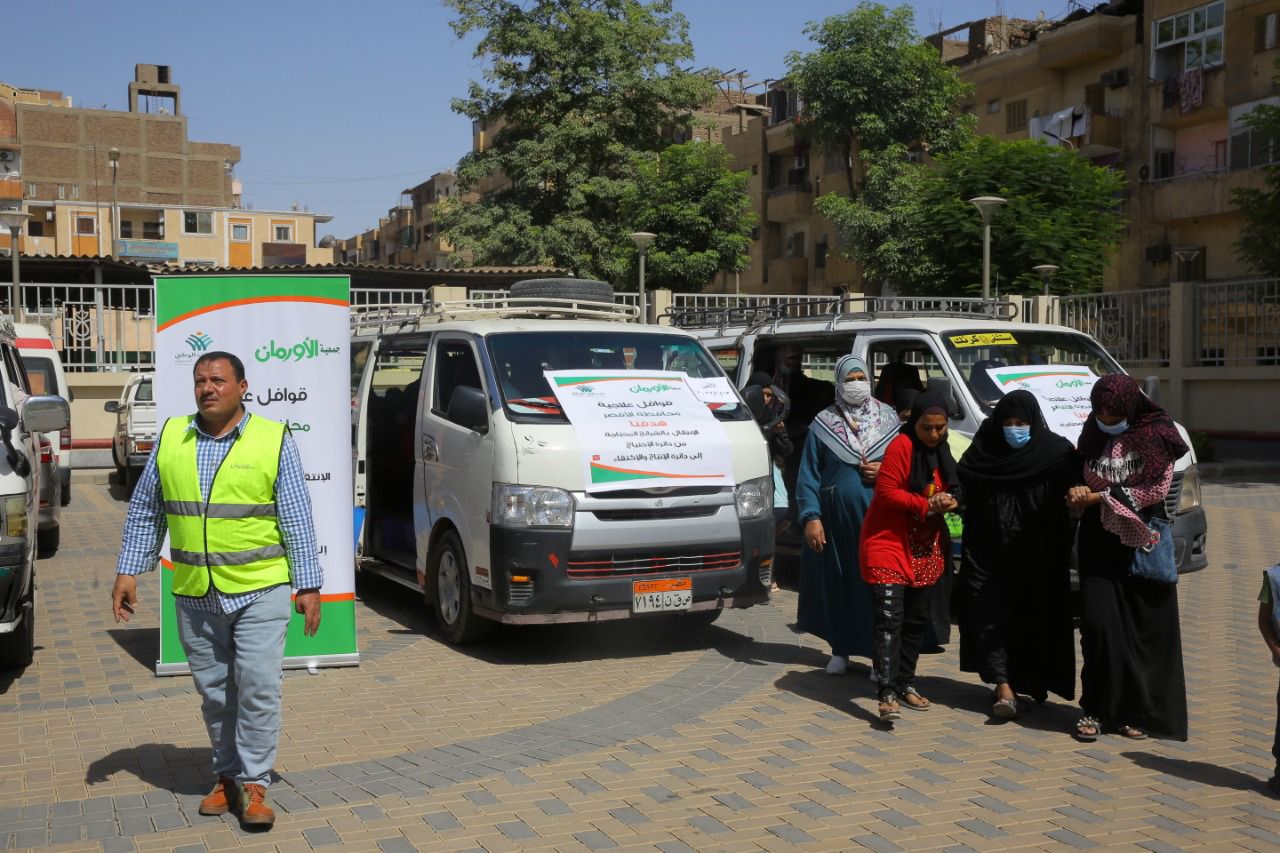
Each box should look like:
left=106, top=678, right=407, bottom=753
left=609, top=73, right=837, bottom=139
left=1067, top=374, right=1189, bottom=742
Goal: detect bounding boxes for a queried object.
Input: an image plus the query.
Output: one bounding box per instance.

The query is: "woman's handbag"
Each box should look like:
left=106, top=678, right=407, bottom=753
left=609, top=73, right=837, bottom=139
left=1129, top=515, right=1177, bottom=583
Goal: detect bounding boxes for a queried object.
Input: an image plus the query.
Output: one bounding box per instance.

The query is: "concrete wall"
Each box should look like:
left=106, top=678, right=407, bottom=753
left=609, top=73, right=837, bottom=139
left=68, top=372, right=132, bottom=448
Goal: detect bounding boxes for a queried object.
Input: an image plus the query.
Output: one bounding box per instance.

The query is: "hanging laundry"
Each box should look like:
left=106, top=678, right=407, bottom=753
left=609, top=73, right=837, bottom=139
left=1071, top=105, right=1090, bottom=139
left=1179, top=66, right=1203, bottom=115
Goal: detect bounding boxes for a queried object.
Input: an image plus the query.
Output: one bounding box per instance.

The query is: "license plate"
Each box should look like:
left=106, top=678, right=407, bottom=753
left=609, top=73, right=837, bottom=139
left=632, top=577, right=692, bottom=613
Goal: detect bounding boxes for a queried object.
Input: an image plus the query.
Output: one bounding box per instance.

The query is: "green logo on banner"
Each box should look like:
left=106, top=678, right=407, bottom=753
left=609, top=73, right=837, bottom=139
left=185, top=331, right=213, bottom=351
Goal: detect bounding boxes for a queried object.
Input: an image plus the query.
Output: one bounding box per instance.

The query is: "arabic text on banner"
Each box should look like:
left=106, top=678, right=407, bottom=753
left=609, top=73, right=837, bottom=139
left=985, top=364, right=1098, bottom=445
left=546, top=370, right=735, bottom=492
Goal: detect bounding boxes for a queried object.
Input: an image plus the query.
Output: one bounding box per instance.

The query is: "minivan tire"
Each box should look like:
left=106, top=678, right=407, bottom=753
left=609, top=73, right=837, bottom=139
left=37, top=525, right=59, bottom=558
left=509, top=278, right=614, bottom=304
left=0, top=588, right=35, bottom=670
left=428, top=530, right=493, bottom=645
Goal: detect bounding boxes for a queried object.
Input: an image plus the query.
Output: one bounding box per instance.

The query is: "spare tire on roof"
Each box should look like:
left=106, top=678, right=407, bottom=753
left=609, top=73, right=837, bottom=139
left=509, top=278, right=615, bottom=304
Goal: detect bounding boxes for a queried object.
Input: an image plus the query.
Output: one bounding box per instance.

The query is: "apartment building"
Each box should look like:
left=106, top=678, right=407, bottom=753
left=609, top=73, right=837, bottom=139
left=1, top=65, right=334, bottom=268
left=942, top=0, right=1279, bottom=288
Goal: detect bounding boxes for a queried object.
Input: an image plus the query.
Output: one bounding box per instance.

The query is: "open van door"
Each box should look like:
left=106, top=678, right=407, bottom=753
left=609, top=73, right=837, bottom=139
left=351, top=337, right=378, bottom=560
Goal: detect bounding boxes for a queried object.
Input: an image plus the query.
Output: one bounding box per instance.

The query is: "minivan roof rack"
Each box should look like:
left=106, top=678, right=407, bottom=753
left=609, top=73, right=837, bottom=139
left=666, top=296, right=1018, bottom=334
left=351, top=295, right=639, bottom=335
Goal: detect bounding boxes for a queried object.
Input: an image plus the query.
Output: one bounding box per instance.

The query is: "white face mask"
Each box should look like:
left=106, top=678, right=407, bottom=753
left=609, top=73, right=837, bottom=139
left=839, top=380, right=871, bottom=407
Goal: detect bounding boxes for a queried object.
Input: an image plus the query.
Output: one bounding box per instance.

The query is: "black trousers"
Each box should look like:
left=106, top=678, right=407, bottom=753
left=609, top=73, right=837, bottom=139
left=1273, top=679, right=1280, bottom=776
left=871, top=583, right=935, bottom=698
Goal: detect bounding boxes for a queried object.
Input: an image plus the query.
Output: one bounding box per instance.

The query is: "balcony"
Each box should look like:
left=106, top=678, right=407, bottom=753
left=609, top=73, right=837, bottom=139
left=1149, top=66, right=1227, bottom=130
left=766, top=183, right=813, bottom=223
left=1080, top=112, right=1124, bottom=156
left=1037, top=13, right=1125, bottom=70
left=1147, top=166, right=1266, bottom=224
left=766, top=256, right=808, bottom=292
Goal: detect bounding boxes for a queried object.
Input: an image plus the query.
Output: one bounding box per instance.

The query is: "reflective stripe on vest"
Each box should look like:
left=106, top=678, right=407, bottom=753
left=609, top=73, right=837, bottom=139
left=156, top=414, right=291, bottom=598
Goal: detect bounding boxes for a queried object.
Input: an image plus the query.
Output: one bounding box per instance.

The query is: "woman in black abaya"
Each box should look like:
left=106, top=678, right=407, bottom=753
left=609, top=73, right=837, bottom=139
left=957, top=390, right=1078, bottom=719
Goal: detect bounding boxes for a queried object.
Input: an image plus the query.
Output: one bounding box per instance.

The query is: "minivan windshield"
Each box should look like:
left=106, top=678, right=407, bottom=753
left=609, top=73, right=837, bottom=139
left=487, top=331, right=748, bottom=422
left=941, top=329, right=1122, bottom=413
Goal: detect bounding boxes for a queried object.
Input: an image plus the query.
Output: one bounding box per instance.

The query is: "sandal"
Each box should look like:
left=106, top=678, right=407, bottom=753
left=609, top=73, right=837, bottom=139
left=1073, top=716, right=1100, bottom=742
left=1116, top=724, right=1147, bottom=740
left=879, top=693, right=902, bottom=722
left=900, top=686, right=931, bottom=711
left=992, top=697, right=1019, bottom=720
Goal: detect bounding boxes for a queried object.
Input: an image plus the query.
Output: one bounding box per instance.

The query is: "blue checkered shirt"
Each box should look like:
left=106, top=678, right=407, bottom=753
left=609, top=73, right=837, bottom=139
left=115, top=410, right=324, bottom=613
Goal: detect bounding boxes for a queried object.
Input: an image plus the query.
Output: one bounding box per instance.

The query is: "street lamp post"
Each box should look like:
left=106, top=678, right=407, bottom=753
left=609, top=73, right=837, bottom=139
left=108, top=147, right=120, bottom=257
left=0, top=209, right=31, bottom=321
left=629, top=231, right=656, bottom=323
left=968, top=196, right=1006, bottom=301
left=1032, top=263, right=1060, bottom=298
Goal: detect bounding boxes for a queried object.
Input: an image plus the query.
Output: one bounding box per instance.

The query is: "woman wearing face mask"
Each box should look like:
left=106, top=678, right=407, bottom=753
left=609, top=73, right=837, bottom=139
left=1067, top=374, right=1189, bottom=742
left=795, top=356, right=901, bottom=676
left=956, top=390, right=1078, bottom=720
left=859, top=392, right=959, bottom=721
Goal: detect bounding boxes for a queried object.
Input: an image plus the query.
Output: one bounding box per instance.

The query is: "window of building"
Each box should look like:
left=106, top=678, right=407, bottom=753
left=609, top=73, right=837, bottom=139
left=1229, top=98, right=1280, bottom=170
left=1258, top=12, right=1279, bottom=52
left=120, top=220, right=133, bottom=239
left=814, top=236, right=829, bottom=269
left=273, top=224, right=293, bottom=242
left=26, top=220, right=43, bottom=238
left=231, top=223, right=250, bottom=242
left=1153, top=1, right=1225, bottom=78
left=986, top=100, right=1001, bottom=114
left=143, top=221, right=163, bottom=240
left=1005, top=100, right=1027, bottom=133
left=75, top=216, right=96, bottom=236
left=183, top=211, right=213, bottom=235
left=25, top=183, right=36, bottom=198
left=823, top=147, right=848, bottom=174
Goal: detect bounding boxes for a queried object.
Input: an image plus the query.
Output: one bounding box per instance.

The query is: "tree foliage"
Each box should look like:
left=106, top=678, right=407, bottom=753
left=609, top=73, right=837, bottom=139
left=438, top=0, right=747, bottom=287
left=619, top=142, right=755, bottom=291
left=1232, top=87, right=1280, bottom=275
left=818, top=137, right=1126, bottom=296
left=786, top=2, right=974, bottom=166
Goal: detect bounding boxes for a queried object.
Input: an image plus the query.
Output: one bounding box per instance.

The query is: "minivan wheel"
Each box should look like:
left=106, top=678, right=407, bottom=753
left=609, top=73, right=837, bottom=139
left=0, top=588, right=35, bottom=670
left=37, top=525, right=59, bottom=558
left=428, top=530, right=492, bottom=645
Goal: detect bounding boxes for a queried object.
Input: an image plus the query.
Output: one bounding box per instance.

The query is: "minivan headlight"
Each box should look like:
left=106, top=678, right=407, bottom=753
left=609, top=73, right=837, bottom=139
left=1177, top=465, right=1202, bottom=513
left=492, top=484, right=574, bottom=528
left=735, top=476, right=773, bottom=520
left=3, top=494, right=27, bottom=538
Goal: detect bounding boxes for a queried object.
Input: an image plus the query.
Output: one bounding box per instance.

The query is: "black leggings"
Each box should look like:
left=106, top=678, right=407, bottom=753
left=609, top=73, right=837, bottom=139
left=871, top=583, right=935, bottom=698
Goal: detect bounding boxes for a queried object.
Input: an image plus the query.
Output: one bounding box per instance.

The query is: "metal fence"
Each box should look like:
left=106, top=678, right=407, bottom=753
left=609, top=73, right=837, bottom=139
left=1057, top=289, right=1170, bottom=368
left=1195, top=277, right=1280, bottom=366
left=14, top=283, right=155, bottom=372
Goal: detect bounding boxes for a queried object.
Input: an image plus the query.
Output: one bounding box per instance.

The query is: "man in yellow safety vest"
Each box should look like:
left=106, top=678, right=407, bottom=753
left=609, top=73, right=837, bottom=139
left=111, top=351, right=322, bottom=830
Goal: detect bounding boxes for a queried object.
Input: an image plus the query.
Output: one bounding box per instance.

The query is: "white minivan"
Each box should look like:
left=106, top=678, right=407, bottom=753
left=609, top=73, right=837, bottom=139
left=14, top=323, right=71, bottom=509
left=351, top=283, right=775, bottom=644
left=678, top=296, right=1207, bottom=573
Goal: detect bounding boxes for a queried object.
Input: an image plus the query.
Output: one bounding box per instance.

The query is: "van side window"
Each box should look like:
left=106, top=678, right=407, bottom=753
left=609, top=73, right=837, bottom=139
left=867, top=339, right=946, bottom=408
left=433, top=341, right=482, bottom=416
left=2, top=345, right=29, bottom=394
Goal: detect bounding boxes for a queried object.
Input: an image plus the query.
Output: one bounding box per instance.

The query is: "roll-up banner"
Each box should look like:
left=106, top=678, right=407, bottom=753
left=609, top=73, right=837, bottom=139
left=152, top=275, right=357, bottom=675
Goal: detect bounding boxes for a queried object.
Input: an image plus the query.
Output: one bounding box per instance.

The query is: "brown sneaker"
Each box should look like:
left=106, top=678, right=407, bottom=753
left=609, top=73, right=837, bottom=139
left=239, top=783, right=275, bottom=828
left=198, top=776, right=237, bottom=816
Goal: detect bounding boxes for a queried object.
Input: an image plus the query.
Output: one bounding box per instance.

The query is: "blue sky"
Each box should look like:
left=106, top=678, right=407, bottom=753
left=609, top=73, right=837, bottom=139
left=8, top=0, right=1066, bottom=239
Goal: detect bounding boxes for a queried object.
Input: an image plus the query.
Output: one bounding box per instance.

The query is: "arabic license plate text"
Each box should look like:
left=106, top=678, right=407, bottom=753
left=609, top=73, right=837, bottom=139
left=632, top=577, right=693, bottom=614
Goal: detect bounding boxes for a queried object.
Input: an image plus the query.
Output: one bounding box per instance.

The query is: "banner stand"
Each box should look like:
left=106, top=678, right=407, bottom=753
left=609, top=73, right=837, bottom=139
left=152, top=274, right=359, bottom=676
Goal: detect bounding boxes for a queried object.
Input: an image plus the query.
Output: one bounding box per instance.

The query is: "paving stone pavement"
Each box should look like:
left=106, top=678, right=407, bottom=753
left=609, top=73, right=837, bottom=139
left=1, top=475, right=1279, bottom=851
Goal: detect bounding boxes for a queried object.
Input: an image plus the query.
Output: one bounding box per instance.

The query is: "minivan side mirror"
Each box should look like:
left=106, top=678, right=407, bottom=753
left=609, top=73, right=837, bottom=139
left=1142, top=375, right=1161, bottom=403
left=22, top=395, right=70, bottom=434
left=446, top=385, right=489, bottom=434
left=104, top=400, right=120, bottom=414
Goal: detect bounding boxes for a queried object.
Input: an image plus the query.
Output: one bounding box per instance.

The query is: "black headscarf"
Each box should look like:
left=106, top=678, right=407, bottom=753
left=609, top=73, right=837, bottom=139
left=958, top=390, right=1075, bottom=488
left=893, top=387, right=920, bottom=418
left=875, top=362, right=925, bottom=405
left=902, top=391, right=958, bottom=494
left=1076, top=373, right=1188, bottom=462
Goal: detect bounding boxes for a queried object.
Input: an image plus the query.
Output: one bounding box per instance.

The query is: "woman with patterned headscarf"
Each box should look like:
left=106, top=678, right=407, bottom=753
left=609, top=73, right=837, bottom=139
left=795, top=355, right=901, bottom=676
left=1067, top=374, right=1189, bottom=742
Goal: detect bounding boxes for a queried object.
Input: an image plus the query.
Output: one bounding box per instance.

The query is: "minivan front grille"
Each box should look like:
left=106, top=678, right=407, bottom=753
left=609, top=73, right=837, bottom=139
left=591, top=506, right=717, bottom=522
left=566, top=549, right=741, bottom=579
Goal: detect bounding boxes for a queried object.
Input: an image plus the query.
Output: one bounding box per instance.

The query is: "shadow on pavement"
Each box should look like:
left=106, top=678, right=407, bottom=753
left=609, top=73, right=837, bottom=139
left=107, top=627, right=160, bottom=670
left=86, top=744, right=214, bottom=796
left=1122, top=751, right=1272, bottom=794
left=774, top=667, right=886, bottom=730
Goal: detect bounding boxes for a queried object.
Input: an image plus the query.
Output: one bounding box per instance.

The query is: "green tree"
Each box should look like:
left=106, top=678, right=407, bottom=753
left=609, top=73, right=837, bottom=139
left=786, top=2, right=974, bottom=192
left=819, top=137, right=1126, bottom=296
left=438, top=0, right=716, bottom=282
left=618, top=142, right=755, bottom=291
left=1232, top=99, right=1280, bottom=276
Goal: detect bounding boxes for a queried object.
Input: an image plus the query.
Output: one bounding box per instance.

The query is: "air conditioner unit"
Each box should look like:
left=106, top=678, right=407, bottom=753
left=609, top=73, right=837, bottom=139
left=0, top=150, right=15, bottom=162
left=1100, top=68, right=1129, bottom=88
left=1145, top=243, right=1171, bottom=263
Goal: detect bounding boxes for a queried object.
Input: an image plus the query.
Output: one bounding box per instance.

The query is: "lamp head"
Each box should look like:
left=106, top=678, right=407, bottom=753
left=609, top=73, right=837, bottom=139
left=968, top=195, right=1007, bottom=223
left=0, top=209, right=31, bottom=231
left=108, top=147, right=120, bottom=165
left=1032, top=264, right=1060, bottom=277
left=628, top=231, right=656, bottom=251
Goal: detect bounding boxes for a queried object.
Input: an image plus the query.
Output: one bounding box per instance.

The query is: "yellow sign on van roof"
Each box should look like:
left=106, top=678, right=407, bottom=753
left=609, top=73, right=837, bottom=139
left=949, top=332, right=1018, bottom=348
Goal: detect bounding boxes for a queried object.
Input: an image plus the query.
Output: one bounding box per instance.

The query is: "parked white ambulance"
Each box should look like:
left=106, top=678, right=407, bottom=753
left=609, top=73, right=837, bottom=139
left=351, top=280, right=775, bottom=644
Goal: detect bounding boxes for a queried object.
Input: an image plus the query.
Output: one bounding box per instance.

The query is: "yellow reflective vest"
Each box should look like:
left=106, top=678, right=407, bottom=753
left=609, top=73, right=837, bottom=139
left=157, top=414, right=291, bottom=598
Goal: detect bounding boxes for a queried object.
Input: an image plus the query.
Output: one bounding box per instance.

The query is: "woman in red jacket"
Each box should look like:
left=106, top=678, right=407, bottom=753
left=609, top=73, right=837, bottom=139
left=860, top=391, right=959, bottom=722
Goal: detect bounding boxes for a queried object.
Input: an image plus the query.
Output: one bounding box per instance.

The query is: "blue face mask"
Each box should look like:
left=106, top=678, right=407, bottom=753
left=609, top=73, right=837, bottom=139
left=1097, top=418, right=1129, bottom=436
left=1003, top=425, right=1031, bottom=449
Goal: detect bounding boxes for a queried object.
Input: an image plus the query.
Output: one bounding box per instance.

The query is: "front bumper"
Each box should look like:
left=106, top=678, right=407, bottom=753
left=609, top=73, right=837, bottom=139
left=0, top=540, right=30, bottom=631
left=1172, top=506, right=1208, bottom=573
left=474, top=515, right=774, bottom=624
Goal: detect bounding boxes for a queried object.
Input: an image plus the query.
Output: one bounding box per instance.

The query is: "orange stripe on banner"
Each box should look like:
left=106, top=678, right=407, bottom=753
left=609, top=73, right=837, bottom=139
left=157, top=559, right=352, bottom=603
left=157, top=296, right=350, bottom=331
